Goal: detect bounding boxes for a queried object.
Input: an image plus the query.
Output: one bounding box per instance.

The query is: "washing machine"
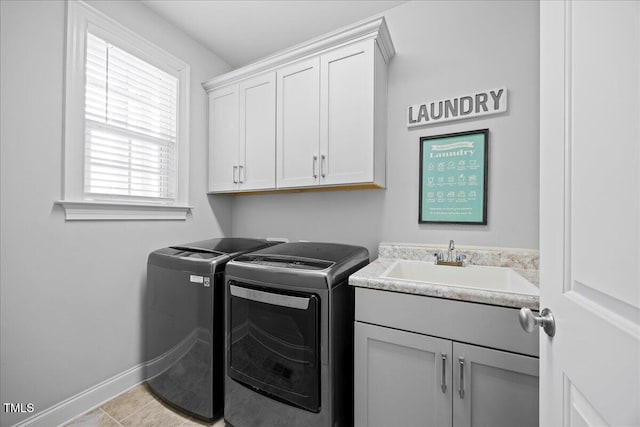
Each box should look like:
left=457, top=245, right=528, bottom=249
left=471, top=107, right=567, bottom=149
left=145, top=237, right=279, bottom=422
left=223, top=242, right=369, bottom=427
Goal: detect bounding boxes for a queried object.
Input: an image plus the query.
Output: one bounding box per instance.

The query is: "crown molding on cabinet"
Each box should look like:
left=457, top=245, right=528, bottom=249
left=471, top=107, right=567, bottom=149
left=202, top=17, right=395, bottom=92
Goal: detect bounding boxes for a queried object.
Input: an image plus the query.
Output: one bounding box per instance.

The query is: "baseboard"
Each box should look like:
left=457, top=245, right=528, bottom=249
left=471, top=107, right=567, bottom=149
left=10, top=327, right=211, bottom=427
left=10, top=363, right=145, bottom=427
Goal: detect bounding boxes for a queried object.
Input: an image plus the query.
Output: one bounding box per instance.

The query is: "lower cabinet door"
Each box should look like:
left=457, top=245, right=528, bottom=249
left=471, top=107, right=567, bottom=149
left=453, top=342, right=539, bottom=427
left=354, top=322, right=452, bottom=427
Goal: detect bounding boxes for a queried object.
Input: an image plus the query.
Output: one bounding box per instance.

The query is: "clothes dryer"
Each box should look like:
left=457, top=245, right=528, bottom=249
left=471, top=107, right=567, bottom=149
left=223, top=242, right=369, bottom=427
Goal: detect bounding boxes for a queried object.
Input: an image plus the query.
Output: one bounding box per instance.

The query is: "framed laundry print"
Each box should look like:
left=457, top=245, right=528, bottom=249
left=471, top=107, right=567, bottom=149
left=419, top=129, right=489, bottom=224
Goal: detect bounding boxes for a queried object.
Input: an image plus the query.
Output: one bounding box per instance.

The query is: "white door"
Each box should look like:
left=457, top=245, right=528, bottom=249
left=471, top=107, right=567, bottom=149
left=276, top=57, right=320, bottom=188
left=320, top=40, right=375, bottom=186
left=238, top=72, right=276, bottom=191
left=208, top=85, right=239, bottom=192
left=539, top=1, right=640, bottom=426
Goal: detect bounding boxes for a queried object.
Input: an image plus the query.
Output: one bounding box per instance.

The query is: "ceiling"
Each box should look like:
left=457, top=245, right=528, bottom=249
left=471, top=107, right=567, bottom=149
left=141, top=0, right=406, bottom=68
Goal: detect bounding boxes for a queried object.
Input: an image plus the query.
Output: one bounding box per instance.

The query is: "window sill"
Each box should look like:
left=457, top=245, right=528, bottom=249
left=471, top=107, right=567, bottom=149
left=55, top=200, right=192, bottom=221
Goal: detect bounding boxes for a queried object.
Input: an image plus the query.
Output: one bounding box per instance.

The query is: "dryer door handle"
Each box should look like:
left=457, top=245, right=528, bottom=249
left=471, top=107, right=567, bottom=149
left=230, top=284, right=310, bottom=310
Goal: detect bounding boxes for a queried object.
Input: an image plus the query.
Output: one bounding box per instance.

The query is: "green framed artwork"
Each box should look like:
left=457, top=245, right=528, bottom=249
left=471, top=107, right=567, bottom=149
left=419, top=129, right=489, bottom=224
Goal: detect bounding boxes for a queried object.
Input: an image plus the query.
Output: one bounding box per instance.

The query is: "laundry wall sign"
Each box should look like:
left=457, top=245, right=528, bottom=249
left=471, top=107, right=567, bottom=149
left=407, top=87, right=507, bottom=128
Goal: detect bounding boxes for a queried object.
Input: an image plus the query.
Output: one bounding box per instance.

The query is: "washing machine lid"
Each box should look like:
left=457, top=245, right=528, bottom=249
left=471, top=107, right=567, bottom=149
left=148, top=238, right=279, bottom=273
left=172, top=237, right=275, bottom=256
left=166, top=246, right=224, bottom=260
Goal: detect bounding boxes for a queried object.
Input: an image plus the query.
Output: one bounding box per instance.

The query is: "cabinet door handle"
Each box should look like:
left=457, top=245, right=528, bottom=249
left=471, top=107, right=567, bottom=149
left=320, top=154, right=326, bottom=178
left=312, top=155, right=318, bottom=179
left=441, top=353, right=447, bottom=393
left=458, top=357, right=465, bottom=399
left=238, top=165, right=244, bottom=183
left=232, top=165, right=238, bottom=184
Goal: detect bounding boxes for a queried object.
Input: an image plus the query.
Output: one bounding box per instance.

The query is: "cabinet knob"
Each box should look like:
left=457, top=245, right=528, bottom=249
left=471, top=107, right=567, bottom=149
left=519, top=307, right=556, bottom=337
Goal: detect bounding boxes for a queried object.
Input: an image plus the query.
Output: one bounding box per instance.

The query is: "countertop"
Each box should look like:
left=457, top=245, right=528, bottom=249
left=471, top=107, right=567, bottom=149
left=349, top=257, right=540, bottom=310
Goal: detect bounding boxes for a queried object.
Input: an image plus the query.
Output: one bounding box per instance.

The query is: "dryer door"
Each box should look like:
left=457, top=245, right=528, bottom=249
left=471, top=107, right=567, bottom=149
left=228, top=282, right=320, bottom=412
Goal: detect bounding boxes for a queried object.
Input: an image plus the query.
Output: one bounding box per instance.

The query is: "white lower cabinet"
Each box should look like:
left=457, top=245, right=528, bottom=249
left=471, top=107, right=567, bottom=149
left=354, top=288, right=539, bottom=427
left=354, top=323, right=452, bottom=427
left=452, top=342, right=539, bottom=427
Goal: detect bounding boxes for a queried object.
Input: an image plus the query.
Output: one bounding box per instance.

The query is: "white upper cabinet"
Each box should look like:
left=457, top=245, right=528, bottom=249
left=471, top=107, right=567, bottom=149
left=203, top=18, right=394, bottom=194
left=319, top=40, right=377, bottom=187
left=239, top=73, right=276, bottom=191
left=276, top=58, right=321, bottom=188
left=207, top=73, right=276, bottom=193
left=208, top=85, right=239, bottom=193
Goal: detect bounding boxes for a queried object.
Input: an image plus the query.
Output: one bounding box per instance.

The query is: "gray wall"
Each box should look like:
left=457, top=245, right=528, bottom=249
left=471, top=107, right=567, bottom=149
left=232, top=0, right=540, bottom=256
left=0, top=1, right=231, bottom=426
left=1, top=1, right=539, bottom=425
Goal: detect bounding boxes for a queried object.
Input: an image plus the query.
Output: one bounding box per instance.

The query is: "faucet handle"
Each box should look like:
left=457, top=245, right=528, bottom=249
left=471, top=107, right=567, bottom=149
left=456, top=253, right=467, bottom=263
left=434, top=252, right=444, bottom=262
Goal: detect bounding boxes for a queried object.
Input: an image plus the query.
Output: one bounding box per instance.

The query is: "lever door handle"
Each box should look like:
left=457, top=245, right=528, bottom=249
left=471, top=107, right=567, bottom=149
left=519, top=307, right=556, bottom=337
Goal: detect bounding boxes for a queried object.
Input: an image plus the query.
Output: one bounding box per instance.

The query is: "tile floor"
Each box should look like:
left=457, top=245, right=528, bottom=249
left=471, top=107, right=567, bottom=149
left=64, top=383, right=224, bottom=427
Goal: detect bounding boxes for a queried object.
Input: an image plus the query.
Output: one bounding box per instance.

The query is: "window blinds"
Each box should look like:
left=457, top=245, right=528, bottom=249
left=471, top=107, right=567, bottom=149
left=84, top=32, right=179, bottom=201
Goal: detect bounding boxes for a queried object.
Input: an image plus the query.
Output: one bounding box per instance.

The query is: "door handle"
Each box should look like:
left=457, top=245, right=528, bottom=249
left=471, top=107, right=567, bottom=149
left=238, top=165, right=244, bottom=183
left=229, top=284, right=310, bottom=310
left=441, top=353, right=447, bottom=393
left=320, top=154, right=326, bottom=178
left=458, top=357, right=465, bottom=399
left=232, top=165, right=238, bottom=183
left=519, top=307, right=556, bottom=337
left=312, top=155, right=318, bottom=178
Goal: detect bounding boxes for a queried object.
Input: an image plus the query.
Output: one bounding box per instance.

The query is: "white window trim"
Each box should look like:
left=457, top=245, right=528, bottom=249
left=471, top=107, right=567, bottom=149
left=58, top=0, right=192, bottom=220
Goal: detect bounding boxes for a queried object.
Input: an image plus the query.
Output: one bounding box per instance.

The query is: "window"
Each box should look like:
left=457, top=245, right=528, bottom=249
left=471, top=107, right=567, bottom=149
left=59, top=1, right=191, bottom=220
left=84, top=32, right=178, bottom=200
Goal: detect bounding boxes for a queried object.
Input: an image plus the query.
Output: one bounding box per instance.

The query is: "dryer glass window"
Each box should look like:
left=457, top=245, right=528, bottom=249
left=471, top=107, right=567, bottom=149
left=228, top=282, right=320, bottom=412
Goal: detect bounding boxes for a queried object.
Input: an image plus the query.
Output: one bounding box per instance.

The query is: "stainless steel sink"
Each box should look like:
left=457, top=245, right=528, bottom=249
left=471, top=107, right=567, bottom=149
left=380, top=260, right=539, bottom=296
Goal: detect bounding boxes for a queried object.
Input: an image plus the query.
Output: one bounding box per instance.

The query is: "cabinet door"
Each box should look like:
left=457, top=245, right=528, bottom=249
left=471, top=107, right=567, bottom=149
left=238, top=72, right=276, bottom=191
left=208, top=85, right=239, bottom=192
left=453, top=342, right=539, bottom=427
left=320, top=40, right=374, bottom=186
left=276, top=57, right=320, bottom=188
left=354, top=322, right=452, bottom=427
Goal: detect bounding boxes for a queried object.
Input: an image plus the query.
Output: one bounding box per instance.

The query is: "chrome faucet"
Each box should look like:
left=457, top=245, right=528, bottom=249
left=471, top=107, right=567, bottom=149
left=434, top=240, right=466, bottom=267
left=447, top=240, right=455, bottom=262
